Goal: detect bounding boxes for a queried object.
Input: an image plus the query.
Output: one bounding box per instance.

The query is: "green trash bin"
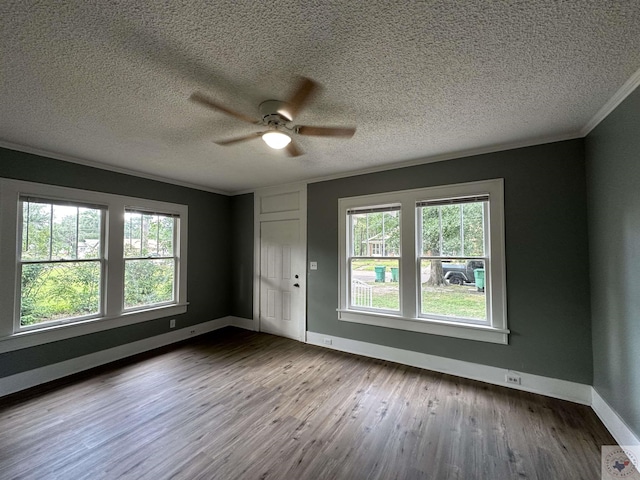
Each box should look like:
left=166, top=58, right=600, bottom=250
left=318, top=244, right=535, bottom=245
left=390, top=267, right=399, bottom=282
left=474, top=268, right=485, bottom=292
left=374, top=266, right=386, bottom=282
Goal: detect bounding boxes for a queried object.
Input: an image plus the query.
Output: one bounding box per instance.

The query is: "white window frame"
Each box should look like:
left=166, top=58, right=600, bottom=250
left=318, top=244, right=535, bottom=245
left=338, top=179, right=508, bottom=344
left=347, top=204, right=402, bottom=314
left=17, top=197, right=107, bottom=331
left=123, top=209, right=179, bottom=312
left=0, top=178, right=188, bottom=353
left=416, top=196, right=489, bottom=325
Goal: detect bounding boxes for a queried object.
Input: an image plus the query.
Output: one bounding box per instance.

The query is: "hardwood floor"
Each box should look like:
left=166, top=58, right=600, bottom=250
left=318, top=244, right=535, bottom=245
left=0, top=328, right=613, bottom=479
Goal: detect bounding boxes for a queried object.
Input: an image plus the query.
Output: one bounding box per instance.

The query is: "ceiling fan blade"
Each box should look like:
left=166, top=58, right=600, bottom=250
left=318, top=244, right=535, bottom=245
left=296, top=125, right=356, bottom=138
left=285, top=140, right=304, bottom=157
left=214, top=132, right=266, bottom=146
left=190, top=92, right=259, bottom=125
left=280, top=77, right=319, bottom=120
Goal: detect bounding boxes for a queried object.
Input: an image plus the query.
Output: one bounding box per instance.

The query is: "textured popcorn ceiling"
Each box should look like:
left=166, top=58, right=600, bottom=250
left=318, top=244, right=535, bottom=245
left=2, top=1, right=640, bottom=193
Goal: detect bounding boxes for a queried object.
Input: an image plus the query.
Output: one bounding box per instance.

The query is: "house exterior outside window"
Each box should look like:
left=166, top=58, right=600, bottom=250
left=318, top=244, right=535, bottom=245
left=0, top=178, right=188, bottom=352
left=338, top=179, right=508, bottom=344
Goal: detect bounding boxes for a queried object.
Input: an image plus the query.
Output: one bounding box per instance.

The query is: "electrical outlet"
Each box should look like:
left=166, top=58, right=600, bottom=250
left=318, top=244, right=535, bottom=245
left=169, top=319, right=176, bottom=328
left=310, top=261, right=318, bottom=270
left=505, top=373, right=522, bottom=385
left=323, top=338, right=332, bottom=345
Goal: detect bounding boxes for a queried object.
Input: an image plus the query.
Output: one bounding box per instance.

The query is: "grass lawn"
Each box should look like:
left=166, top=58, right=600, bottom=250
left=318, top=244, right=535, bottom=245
left=364, top=283, right=486, bottom=320
left=421, top=286, right=486, bottom=320
left=352, top=258, right=399, bottom=271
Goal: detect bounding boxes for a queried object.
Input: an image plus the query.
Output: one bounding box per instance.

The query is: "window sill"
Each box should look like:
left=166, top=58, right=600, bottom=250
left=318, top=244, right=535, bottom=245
left=0, top=303, right=188, bottom=354
left=337, top=309, right=509, bottom=344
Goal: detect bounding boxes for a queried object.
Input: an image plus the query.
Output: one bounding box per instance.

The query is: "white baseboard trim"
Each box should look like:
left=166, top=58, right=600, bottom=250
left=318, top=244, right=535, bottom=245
left=592, top=388, right=640, bottom=450
left=4, top=321, right=637, bottom=452
left=0, top=316, right=235, bottom=398
left=229, top=316, right=256, bottom=331
left=306, top=331, right=592, bottom=405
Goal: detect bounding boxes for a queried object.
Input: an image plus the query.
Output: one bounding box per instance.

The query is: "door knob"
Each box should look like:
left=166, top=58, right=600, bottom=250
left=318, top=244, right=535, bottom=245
left=294, top=283, right=300, bottom=287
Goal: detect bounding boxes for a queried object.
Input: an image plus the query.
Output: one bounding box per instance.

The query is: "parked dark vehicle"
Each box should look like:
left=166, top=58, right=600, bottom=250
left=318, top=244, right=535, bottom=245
left=442, top=260, right=484, bottom=285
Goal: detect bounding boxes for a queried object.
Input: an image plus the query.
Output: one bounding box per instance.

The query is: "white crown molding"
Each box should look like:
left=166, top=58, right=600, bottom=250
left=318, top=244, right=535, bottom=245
left=306, top=331, right=592, bottom=405
left=1, top=129, right=585, bottom=199
left=230, top=131, right=582, bottom=195
left=7, top=61, right=639, bottom=200
left=580, top=65, right=640, bottom=137
left=233, top=67, right=640, bottom=196
left=232, top=178, right=309, bottom=196
left=0, top=140, right=231, bottom=196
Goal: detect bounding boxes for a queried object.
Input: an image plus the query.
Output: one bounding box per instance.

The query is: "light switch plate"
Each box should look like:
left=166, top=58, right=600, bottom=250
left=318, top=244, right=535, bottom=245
left=310, top=261, right=318, bottom=270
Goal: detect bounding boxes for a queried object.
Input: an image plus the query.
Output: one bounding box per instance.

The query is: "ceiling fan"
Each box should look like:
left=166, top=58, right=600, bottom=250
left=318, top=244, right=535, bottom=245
left=189, top=77, right=356, bottom=157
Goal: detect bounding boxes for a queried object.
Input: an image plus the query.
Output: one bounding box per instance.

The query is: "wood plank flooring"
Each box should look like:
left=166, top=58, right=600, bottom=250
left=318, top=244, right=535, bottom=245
left=0, top=328, right=614, bottom=479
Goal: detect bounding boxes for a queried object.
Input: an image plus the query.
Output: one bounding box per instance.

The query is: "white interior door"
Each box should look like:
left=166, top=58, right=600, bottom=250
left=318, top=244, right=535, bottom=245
left=260, top=219, right=303, bottom=340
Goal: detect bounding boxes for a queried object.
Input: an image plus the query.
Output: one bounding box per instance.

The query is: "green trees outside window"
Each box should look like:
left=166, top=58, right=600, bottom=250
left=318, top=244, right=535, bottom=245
left=20, top=201, right=103, bottom=326
left=350, top=209, right=400, bottom=257
left=124, top=211, right=176, bottom=309
left=19, top=202, right=179, bottom=327
left=419, top=199, right=487, bottom=320
left=339, top=179, right=506, bottom=343
left=2, top=179, right=188, bottom=343
left=348, top=207, right=401, bottom=312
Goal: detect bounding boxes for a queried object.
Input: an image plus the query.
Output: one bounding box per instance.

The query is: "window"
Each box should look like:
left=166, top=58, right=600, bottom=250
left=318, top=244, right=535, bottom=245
left=418, top=196, right=488, bottom=323
left=0, top=179, right=188, bottom=353
left=124, top=210, right=177, bottom=309
left=19, top=198, right=104, bottom=329
left=338, top=179, right=508, bottom=344
left=348, top=205, right=401, bottom=312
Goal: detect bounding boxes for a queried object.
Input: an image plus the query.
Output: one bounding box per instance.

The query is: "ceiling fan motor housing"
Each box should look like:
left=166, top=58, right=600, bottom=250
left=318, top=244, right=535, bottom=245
left=260, top=99, right=292, bottom=123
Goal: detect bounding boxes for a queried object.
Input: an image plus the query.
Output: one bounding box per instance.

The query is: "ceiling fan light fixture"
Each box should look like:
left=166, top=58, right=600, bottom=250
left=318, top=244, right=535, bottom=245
left=262, top=131, right=291, bottom=149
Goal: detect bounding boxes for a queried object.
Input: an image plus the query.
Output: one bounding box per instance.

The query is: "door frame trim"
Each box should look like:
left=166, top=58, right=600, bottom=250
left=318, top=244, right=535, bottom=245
left=253, top=183, right=307, bottom=342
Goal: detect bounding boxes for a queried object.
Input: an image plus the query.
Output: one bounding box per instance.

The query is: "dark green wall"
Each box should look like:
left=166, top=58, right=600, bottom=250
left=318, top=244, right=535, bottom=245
left=0, top=147, right=231, bottom=377
left=308, top=139, right=593, bottom=384
left=230, top=193, right=254, bottom=319
left=586, top=87, right=640, bottom=437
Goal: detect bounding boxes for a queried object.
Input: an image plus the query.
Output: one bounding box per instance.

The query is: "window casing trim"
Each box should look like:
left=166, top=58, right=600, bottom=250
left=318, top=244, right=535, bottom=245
left=336, top=308, right=509, bottom=344
left=0, top=178, right=188, bottom=353
left=416, top=197, right=490, bottom=323
left=122, top=210, right=179, bottom=311
left=16, top=197, right=108, bottom=332
left=338, top=179, right=508, bottom=344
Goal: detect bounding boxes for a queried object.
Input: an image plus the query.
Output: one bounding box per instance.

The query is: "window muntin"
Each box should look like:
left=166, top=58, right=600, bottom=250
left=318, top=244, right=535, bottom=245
left=418, top=198, right=489, bottom=324
left=338, top=179, right=507, bottom=344
left=419, top=198, right=486, bottom=257
left=19, top=199, right=104, bottom=328
left=348, top=206, right=401, bottom=312
left=124, top=211, right=177, bottom=309
left=0, top=178, right=189, bottom=351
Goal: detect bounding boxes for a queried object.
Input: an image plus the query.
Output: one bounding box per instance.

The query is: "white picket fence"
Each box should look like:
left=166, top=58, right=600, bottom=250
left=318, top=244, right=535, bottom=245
left=351, top=279, right=373, bottom=307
